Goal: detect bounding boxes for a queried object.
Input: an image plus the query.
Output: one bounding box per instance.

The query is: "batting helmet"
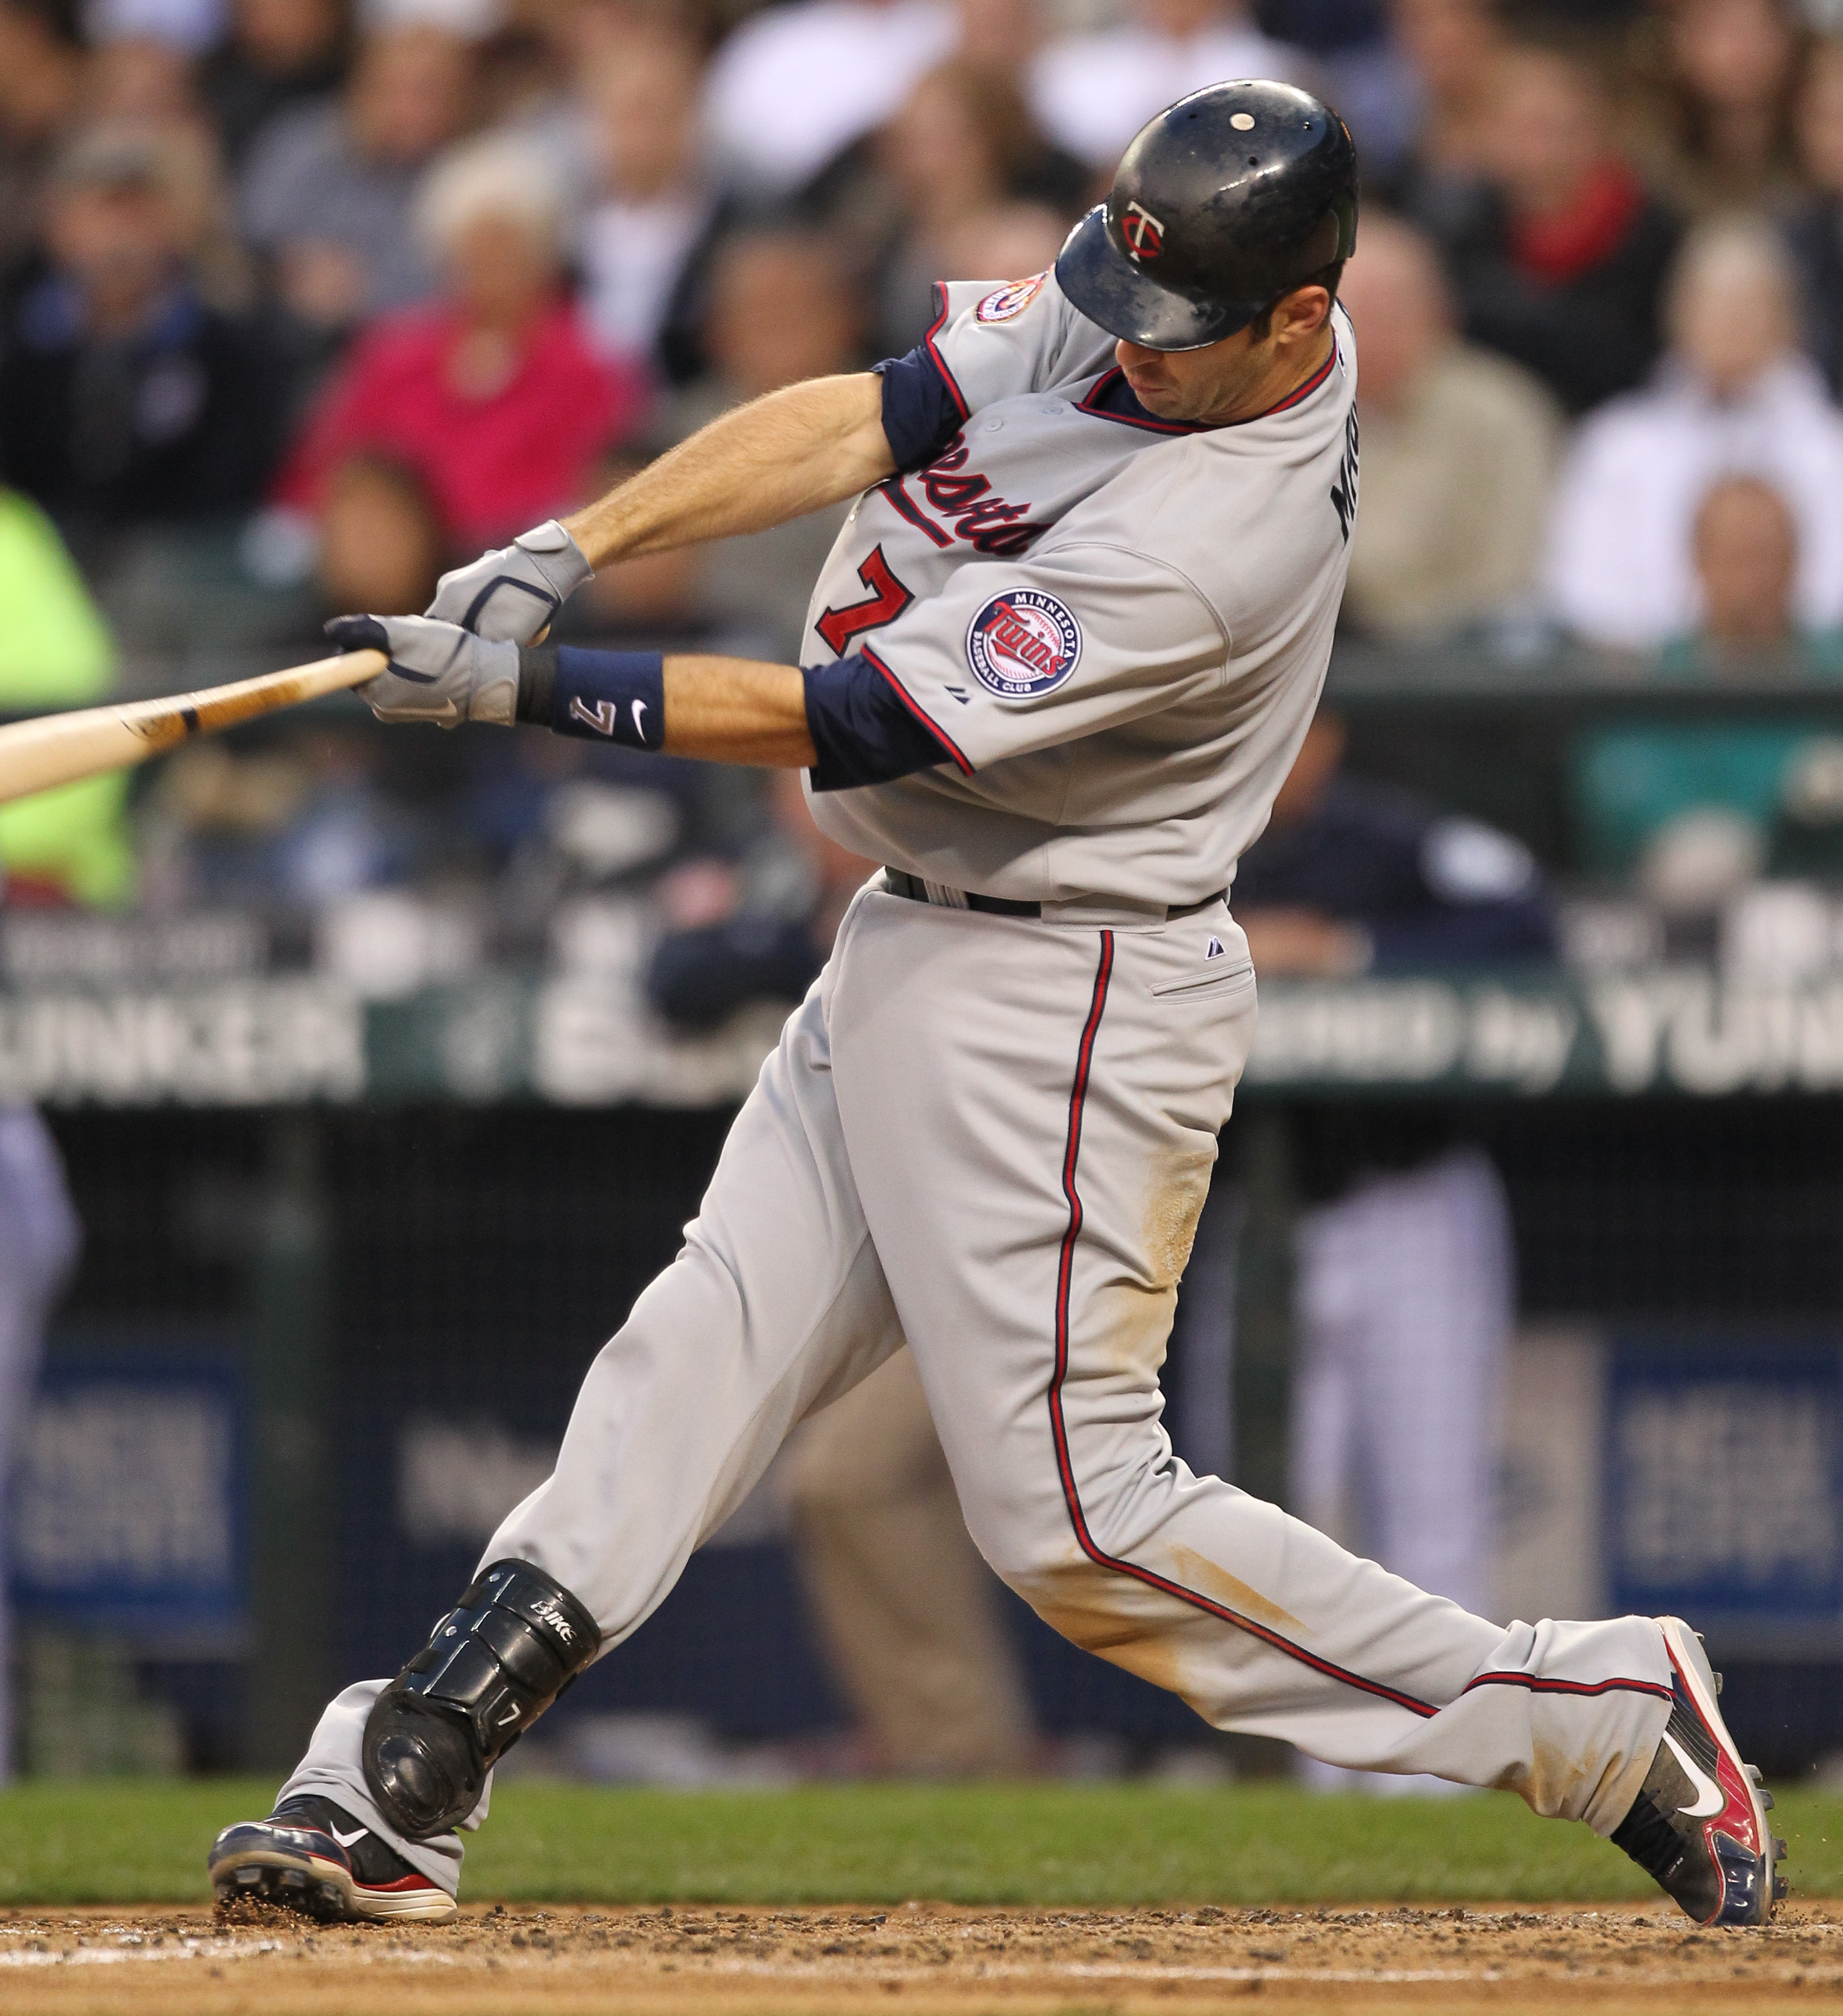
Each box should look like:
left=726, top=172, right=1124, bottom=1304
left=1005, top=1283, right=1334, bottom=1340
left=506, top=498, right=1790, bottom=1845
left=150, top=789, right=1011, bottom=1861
left=1055, top=80, right=1359, bottom=352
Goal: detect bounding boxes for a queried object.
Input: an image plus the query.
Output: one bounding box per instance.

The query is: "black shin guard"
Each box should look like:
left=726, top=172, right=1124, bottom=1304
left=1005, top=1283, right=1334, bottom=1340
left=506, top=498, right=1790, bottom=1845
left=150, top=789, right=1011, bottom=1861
left=362, top=1560, right=599, bottom=1839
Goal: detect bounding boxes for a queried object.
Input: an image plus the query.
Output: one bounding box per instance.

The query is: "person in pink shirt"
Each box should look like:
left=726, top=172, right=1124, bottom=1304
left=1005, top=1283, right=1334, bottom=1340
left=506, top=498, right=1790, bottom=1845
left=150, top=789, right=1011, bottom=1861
left=274, top=132, right=646, bottom=559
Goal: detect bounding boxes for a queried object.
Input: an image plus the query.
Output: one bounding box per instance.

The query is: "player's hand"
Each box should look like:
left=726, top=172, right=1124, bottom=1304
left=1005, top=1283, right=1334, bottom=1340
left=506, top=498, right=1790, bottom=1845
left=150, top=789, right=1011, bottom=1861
left=423, top=520, right=592, bottom=642
left=326, top=614, right=520, bottom=727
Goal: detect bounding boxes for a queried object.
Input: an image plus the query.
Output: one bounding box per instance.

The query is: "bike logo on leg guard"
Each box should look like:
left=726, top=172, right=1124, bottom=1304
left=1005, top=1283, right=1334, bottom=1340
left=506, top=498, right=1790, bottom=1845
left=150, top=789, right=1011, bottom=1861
left=531, top=1599, right=577, bottom=1642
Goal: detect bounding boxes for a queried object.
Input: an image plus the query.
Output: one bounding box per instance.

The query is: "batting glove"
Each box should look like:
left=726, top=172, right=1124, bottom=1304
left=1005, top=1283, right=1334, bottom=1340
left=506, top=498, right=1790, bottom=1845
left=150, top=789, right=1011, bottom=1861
left=327, top=613, right=520, bottom=727
left=423, top=519, right=592, bottom=643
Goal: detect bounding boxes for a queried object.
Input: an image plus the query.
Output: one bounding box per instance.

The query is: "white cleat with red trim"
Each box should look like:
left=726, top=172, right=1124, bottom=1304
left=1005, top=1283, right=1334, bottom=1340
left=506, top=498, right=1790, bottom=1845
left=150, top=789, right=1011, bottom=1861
left=1610, top=1616, right=1785, bottom=1926
left=208, top=1795, right=456, bottom=1922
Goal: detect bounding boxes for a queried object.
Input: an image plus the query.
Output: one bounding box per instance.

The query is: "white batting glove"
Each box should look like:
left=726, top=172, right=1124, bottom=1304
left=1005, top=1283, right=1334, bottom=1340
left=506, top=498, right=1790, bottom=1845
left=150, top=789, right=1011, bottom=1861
left=423, top=520, right=593, bottom=643
left=326, top=614, right=520, bottom=727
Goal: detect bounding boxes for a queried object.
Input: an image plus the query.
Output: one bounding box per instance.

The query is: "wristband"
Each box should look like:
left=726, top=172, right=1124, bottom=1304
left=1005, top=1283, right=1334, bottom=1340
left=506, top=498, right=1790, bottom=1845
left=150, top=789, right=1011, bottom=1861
left=518, top=644, right=667, bottom=750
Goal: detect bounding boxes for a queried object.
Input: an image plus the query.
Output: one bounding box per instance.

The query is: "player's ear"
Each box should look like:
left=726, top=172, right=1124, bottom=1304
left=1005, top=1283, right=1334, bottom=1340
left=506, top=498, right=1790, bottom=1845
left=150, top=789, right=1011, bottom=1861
left=1274, top=285, right=1333, bottom=345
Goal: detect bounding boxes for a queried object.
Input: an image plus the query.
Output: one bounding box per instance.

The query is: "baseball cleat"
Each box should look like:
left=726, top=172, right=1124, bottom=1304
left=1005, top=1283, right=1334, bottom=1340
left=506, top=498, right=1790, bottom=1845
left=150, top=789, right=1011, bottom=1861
left=1611, top=1617, right=1783, bottom=1926
left=208, top=1794, right=456, bottom=1922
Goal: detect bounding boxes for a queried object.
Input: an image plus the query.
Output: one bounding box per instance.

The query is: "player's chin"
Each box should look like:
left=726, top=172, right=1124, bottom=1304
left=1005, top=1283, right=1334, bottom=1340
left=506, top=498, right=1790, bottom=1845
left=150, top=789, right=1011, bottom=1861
left=1122, top=374, right=1195, bottom=421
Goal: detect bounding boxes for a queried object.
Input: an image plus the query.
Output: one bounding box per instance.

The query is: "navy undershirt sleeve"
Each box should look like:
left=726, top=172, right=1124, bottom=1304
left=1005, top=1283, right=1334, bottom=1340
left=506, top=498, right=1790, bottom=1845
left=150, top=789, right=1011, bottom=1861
left=803, top=654, right=961, bottom=791
left=874, top=341, right=965, bottom=471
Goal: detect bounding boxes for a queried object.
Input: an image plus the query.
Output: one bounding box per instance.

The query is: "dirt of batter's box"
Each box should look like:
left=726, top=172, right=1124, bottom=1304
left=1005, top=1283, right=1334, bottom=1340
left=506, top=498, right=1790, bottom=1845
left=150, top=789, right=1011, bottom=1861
left=1, top=1899, right=1840, bottom=2015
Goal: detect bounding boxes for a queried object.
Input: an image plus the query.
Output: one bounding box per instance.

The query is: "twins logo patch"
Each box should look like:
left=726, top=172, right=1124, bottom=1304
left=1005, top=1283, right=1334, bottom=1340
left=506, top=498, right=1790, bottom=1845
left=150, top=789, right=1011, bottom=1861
left=965, top=589, right=1081, bottom=699
left=976, top=271, right=1048, bottom=323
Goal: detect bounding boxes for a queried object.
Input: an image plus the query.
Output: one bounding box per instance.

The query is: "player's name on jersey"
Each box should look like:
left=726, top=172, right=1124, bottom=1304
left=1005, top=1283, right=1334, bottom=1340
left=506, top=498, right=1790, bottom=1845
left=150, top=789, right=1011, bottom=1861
left=6, top=968, right=1843, bottom=1104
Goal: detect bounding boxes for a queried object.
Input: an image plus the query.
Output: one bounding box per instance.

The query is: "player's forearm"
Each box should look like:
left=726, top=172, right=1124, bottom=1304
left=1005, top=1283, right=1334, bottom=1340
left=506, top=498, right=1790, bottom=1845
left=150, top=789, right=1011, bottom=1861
left=517, top=644, right=815, bottom=767
left=561, top=374, right=895, bottom=569
left=518, top=645, right=956, bottom=786
left=662, top=655, right=816, bottom=767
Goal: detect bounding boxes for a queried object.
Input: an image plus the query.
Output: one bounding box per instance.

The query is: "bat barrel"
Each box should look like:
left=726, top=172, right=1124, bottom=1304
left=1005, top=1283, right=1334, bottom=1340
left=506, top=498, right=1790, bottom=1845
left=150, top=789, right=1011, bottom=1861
left=0, top=649, right=385, bottom=807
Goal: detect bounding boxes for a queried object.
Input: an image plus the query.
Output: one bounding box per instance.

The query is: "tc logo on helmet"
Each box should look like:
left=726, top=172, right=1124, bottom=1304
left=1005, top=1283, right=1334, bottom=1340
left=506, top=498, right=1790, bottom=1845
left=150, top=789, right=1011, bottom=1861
left=965, top=590, right=1083, bottom=699
left=1121, top=201, right=1166, bottom=262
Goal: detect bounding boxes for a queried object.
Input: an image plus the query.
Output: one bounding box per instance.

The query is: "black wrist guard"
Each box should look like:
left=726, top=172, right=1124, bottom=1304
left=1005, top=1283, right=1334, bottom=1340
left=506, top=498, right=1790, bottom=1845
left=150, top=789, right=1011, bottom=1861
left=362, top=1559, right=599, bottom=1839
left=516, top=644, right=558, bottom=725
left=517, top=643, right=667, bottom=747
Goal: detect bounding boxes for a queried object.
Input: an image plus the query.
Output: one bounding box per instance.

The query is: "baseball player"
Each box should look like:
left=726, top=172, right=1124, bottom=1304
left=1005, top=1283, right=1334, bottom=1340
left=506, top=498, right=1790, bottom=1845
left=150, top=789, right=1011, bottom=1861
left=209, top=82, right=1781, bottom=1929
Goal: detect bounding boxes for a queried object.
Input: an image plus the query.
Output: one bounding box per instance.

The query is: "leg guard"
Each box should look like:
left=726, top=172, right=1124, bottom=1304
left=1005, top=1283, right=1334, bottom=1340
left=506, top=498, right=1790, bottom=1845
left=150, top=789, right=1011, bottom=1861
left=362, top=1560, right=599, bottom=1839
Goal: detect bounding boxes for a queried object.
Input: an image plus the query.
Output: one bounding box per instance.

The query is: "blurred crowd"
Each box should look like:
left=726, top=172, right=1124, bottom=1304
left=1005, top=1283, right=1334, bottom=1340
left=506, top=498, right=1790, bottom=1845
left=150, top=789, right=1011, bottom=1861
left=3, top=0, right=1843, bottom=960
left=9, top=0, right=1843, bottom=1785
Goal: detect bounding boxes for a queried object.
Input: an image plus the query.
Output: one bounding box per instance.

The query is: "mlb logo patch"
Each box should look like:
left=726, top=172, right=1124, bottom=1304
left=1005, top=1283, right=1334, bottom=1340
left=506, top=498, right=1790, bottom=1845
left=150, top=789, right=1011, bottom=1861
left=965, top=590, right=1083, bottom=699
left=976, top=272, right=1048, bottom=324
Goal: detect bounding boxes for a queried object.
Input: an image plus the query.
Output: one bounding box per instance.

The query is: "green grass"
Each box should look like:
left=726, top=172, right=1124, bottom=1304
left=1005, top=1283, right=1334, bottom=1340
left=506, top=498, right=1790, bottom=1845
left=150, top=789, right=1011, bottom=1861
left=3, top=1779, right=1840, bottom=1907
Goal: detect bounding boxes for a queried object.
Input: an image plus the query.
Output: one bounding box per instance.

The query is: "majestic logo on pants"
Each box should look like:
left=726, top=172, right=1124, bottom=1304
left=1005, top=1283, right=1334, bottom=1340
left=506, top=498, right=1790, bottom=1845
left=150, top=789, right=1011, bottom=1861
left=965, top=590, right=1082, bottom=698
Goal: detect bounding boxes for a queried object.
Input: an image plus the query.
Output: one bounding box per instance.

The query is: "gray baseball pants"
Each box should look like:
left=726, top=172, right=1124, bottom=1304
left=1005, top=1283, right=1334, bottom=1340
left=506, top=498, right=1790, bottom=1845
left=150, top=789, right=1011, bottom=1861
left=286, top=883, right=1673, bottom=1893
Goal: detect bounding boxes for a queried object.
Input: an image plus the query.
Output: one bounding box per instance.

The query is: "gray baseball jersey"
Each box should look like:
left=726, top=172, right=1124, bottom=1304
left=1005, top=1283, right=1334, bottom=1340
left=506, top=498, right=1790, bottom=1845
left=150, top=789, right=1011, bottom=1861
left=800, top=273, right=1361, bottom=907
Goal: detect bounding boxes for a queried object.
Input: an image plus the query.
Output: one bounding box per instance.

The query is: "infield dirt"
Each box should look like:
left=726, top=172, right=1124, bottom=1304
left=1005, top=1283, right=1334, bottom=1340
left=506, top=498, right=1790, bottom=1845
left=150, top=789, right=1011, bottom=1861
left=1, top=1899, right=1839, bottom=2014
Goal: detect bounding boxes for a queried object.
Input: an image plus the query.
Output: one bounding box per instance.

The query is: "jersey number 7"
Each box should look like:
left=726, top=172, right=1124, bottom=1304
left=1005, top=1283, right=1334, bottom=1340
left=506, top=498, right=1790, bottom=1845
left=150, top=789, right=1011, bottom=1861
left=816, top=546, right=914, bottom=658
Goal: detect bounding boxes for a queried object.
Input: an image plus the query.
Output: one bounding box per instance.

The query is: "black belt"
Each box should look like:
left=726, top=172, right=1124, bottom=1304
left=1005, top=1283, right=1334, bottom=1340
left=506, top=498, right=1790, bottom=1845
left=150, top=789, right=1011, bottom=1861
left=884, top=869, right=1224, bottom=921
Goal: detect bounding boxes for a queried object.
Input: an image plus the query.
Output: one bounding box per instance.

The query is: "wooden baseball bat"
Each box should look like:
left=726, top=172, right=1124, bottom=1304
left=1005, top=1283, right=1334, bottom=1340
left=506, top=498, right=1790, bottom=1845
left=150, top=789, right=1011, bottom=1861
left=0, top=648, right=386, bottom=807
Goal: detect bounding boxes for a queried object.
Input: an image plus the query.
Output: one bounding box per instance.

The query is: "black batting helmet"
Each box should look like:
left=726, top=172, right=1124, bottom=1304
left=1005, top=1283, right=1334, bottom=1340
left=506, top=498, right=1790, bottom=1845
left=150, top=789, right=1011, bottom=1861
left=1055, top=79, right=1359, bottom=351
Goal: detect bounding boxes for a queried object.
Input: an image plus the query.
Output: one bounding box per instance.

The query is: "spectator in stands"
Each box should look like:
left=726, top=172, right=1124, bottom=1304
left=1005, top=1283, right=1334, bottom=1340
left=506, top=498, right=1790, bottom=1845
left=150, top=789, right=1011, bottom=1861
left=272, top=133, right=645, bottom=560
left=81, top=30, right=198, bottom=122
left=1660, top=473, right=1841, bottom=676
left=199, top=0, right=349, bottom=170
left=1237, top=712, right=1553, bottom=974
left=0, top=487, right=134, bottom=906
left=952, top=0, right=1042, bottom=88
left=1285, top=0, right=1426, bottom=181
left=1437, top=41, right=1681, bottom=414
left=1335, top=213, right=1562, bottom=645
left=1783, top=35, right=1843, bottom=399
left=575, top=20, right=710, bottom=382
left=238, top=20, right=474, bottom=333
left=0, top=0, right=85, bottom=278
left=578, top=228, right=860, bottom=662
left=868, top=59, right=1083, bottom=357
left=700, top=0, right=954, bottom=200
left=313, top=451, right=442, bottom=616
left=0, top=124, right=290, bottom=553
left=1573, top=474, right=1843, bottom=903
left=1377, top=0, right=1506, bottom=210
left=1545, top=216, right=1843, bottom=651
left=73, top=43, right=260, bottom=313
left=1629, top=0, right=1807, bottom=215
left=925, top=200, right=1069, bottom=306
left=1227, top=713, right=1549, bottom=1789
left=1028, top=0, right=1313, bottom=174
